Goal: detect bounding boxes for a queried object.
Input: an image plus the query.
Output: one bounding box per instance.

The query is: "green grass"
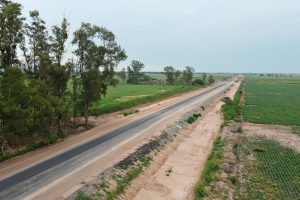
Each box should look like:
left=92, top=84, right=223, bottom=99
left=75, top=191, right=93, bottom=200
left=194, top=137, right=224, bottom=199
left=243, top=77, right=300, bottom=126
left=236, top=136, right=300, bottom=200
left=90, top=84, right=197, bottom=115
left=221, top=84, right=243, bottom=123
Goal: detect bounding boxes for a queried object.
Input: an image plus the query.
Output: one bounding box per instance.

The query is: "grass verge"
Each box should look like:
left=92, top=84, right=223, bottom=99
left=194, top=137, right=224, bottom=199
left=221, top=83, right=243, bottom=123
left=90, top=84, right=197, bottom=116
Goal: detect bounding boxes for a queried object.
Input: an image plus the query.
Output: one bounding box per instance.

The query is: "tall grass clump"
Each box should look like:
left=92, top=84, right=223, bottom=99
left=194, top=137, right=224, bottom=199
left=221, top=84, right=242, bottom=122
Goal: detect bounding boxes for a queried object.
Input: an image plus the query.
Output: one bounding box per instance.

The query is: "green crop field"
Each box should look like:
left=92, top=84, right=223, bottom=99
left=243, top=77, right=300, bottom=126
left=236, top=136, right=300, bottom=200
left=90, top=84, right=197, bottom=115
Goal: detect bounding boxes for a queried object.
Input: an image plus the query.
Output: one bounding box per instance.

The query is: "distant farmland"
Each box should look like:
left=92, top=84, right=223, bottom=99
left=243, top=77, right=300, bottom=126
left=90, top=84, right=197, bottom=115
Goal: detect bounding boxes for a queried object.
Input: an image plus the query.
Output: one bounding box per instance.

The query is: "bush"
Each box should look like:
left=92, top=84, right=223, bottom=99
left=75, top=191, right=92, bottom=200
left=186, top=116, right=196, bottom=124
left=193, top=79, right=205, bottom=85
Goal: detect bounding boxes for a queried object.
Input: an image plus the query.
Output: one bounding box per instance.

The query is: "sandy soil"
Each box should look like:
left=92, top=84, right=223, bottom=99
left=0, top=83, right=223, bottom=180
left=243, top=123, right=300, bottom=153
left=124, top=82, right=241, bottom=200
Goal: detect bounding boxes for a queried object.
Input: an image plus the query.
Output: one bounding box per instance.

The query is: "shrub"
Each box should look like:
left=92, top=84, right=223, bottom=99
left=193, top=79, right=205, bottom=85
left=75, top=191, right=92, bottom=200
left=186, top=116, right=196, bottom=124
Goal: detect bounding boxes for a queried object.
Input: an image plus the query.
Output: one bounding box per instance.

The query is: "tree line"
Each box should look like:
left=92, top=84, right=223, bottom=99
left=118, top=63, right=214, bottom=85
left=0, top=0, right=126, bottom=155
left=0, top=0, right=215, bottom=156
left=163, top=66, right=214, bottom=85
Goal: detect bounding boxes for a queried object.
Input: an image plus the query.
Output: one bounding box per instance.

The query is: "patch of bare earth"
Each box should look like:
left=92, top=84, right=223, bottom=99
left=209, top=122, right=300, bottom=200
left=242, top=123, right=300, bottom=153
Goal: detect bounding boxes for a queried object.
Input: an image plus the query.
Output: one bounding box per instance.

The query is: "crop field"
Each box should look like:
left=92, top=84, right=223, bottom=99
left=236, top=136, right=300, bottom=200
left=243, top=77, right=300, bottom=126
left=90, top=84, right=197, bottom=115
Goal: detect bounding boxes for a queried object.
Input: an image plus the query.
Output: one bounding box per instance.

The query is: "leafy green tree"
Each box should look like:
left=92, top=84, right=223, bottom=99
left=119, top=68, right=126, bottom=82
left=48, top=18, right=71, bottom=137
left=20, top=10, right=51, bottom=79
left=72, top=23, right=126, bottom=127
left=0, top=67, right=29, bottom=154
left=182, top=66, right=194, bottom=84
left=163, top=66, right=175, bottom=84
left=208, top=75, right=215, bottom=85
left=28, top=79, right=58, bottom=140
left=127, top=60, right=144, bottom=84
left=0, top=0, right=24, bottom=68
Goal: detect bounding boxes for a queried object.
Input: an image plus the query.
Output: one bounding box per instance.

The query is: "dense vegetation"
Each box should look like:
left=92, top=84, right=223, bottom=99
left=243, top=77, right=300, bottom=126
left=236, top=136, right=300, bottom=200
left=0, top=0, right=128, bottom=157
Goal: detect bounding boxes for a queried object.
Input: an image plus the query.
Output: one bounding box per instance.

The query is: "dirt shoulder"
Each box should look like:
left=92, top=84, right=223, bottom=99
left=118, top=82, right=241, bottom=200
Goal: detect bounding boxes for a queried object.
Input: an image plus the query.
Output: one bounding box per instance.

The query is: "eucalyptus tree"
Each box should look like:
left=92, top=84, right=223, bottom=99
left=127, top=60, right=144, bottom=84
left=182, top=66, right=195, bottom=84
left=48, top=18, right=71, bottom=137
left=20, top=10, right=51, bottom=79
left=72, top=23, right=127, bottom=127
left=0, top=0, right=24, bottom=68
left=163, top=66, right=175, bottom=84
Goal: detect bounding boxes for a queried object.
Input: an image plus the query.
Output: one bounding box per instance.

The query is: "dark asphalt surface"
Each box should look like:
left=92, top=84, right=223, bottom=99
left=0, top=82, right=228, bottom=194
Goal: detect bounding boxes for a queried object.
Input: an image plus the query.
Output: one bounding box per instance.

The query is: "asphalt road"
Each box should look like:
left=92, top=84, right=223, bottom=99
left=0, top=81, right=232, bottom=199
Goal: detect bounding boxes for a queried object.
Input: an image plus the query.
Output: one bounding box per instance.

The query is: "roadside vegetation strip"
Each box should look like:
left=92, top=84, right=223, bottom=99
left=72, top=129, right=174, bottom=200
left=243, top=76, right=300, bottom=126
left=186, top=113, right=202, bottom=124
left=90, top=84, right=198, bottom=116
left=221, top=83, right=243, bottom=123
left=194, top=137, right=225, bottom=200
left=236, top=136, right=300, bottom=200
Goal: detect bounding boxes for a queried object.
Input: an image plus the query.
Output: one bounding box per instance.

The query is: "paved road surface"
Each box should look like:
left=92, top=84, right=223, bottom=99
left=0, top=80, right=234, bottom=200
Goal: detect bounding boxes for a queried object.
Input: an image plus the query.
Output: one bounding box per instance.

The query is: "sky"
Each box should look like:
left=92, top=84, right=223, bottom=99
left=15, top=0, right=300, bottom=73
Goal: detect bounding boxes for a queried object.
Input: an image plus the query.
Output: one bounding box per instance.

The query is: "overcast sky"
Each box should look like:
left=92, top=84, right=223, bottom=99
left=15, top=0, right=300, bottom=73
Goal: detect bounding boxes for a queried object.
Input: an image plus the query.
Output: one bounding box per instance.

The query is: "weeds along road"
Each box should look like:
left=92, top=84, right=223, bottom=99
left=0, top=80, right=235, bottom=200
